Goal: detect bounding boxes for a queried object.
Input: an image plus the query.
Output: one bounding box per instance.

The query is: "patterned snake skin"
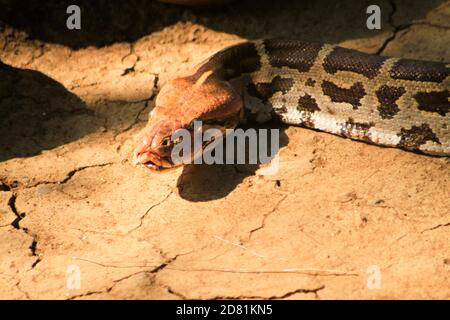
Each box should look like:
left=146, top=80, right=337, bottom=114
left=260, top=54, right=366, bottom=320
left=193, top=39, right=450, bottom=156
left=135, top=39, right=450, bottom=169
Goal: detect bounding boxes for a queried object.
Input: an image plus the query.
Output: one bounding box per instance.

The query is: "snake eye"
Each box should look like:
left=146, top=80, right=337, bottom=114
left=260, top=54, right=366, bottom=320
left=161, top=137, right=171, bottom=147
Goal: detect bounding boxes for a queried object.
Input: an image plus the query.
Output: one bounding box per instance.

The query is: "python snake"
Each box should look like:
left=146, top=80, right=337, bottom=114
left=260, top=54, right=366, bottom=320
left=135, top=39, right=450, bottom=169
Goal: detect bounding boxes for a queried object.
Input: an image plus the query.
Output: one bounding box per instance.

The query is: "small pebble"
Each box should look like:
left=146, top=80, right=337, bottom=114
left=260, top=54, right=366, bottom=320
left=370, top=199, right=384, bottom=205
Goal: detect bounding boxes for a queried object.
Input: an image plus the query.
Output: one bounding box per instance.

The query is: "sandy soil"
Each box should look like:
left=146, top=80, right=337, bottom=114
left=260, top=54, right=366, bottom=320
left=0, top=0, right=449, bottom=299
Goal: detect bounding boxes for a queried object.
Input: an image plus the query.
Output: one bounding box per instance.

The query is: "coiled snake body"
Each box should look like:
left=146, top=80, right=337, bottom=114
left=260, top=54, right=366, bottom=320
left=135, top=39, right=450, bottom=169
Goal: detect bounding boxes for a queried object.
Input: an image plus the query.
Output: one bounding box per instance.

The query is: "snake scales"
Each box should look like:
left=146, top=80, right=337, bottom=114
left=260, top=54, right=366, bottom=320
left=135, top=39, right=450, bottom=169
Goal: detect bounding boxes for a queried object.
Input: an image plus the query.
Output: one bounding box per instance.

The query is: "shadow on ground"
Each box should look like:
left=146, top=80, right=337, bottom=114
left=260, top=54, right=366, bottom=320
left=177, top=124, right=289, bottom=201
left=0, top=0, right=446, bottom=49
left=0, top=61, right=101, bottom=162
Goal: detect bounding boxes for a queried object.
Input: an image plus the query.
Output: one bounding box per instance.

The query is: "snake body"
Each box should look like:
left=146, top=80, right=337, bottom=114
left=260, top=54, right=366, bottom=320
left=198, top=39, right=450, bottom=155
left=135, top=39, right=450, bottom=169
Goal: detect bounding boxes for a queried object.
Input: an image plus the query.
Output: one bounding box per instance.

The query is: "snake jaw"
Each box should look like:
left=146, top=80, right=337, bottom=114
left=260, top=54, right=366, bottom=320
left=134, top=150, right=159, bottom=169
left=133, top=119, right=181, bottom=170
left=135, top=148, right=175, bottom=170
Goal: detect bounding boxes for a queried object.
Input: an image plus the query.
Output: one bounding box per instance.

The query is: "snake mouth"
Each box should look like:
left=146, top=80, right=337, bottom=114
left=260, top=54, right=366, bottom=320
left=144, top=161, right=162, bottom=170
left=135, top=151, right=175, bottom=171
left=135, top=139, right=218, bottom=170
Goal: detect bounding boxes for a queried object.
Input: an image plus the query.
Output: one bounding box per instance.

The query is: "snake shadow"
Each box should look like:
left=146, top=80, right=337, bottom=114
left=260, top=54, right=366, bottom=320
left=176, top=123, right=289, bottom=201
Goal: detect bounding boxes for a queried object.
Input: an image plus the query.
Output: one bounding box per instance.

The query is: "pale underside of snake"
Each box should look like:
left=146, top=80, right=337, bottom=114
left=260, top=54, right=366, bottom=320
left=135, top=39, right=450, bottom=170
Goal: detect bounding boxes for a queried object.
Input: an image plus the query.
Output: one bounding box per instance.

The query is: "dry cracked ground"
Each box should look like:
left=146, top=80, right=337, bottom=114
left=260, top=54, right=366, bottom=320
left=0, top=0, right=449, bottom=299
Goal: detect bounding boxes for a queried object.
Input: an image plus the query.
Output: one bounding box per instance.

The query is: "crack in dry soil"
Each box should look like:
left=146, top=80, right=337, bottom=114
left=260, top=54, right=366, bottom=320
left=15, top=280, right=32, bottom=300
left=121, top=43, right=140, bottom=76
left=111, top=73, right=159, bottom=139
left=67, top=253, right=188, bottom=299
left=376, top=0, right=450, bottom=55
left=72, top=250, right=192, bottom=271
left=126, top=189, right=173, bottom=234
left=210, top=285, right=326, bottom=300
left=5, top=162, right=120, bottom=271
left=59, top=162, right=118, bottom=184
left=7, top=192, right=41, bottom=269
left=166, top=286, right=187, bottom=299
left=420, top=222, right=450, bottom=234
left=22, top=162, right=119, bottom=189
left=67, top=272, right=154, bottom=299
left=376, top=0, right=400, bottom=55
left=247, top=194, right=289, bottom=240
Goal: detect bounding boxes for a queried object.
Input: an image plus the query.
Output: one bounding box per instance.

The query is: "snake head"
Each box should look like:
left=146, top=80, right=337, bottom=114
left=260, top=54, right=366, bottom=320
left=134, top=72, right=243, bottom=170
left=134, top=118, right=183, bottom=170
